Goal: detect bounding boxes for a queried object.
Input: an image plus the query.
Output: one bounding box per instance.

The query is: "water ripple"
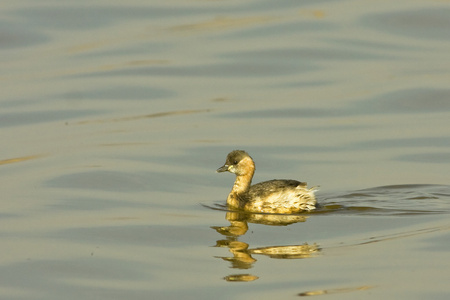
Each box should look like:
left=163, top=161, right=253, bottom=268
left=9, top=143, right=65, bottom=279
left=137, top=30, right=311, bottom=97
left=319, top=184, right=450, bottom=216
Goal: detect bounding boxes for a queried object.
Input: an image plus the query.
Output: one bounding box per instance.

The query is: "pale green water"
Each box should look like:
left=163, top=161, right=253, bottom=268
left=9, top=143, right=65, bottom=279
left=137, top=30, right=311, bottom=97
left=1, top=0, right=449, bottom=299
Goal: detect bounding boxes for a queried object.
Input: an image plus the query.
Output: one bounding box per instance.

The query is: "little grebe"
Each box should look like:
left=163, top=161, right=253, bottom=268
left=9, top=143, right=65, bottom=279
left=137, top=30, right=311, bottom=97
left=217, top=150, right=317, bottom=213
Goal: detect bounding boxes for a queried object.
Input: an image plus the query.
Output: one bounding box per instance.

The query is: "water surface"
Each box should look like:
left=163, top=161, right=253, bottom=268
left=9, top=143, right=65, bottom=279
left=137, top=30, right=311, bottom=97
left=1, top=0, right=449, bottom=299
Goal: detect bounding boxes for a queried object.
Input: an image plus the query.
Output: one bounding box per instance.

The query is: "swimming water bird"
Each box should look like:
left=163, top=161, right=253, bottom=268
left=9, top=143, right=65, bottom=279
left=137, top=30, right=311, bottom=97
left=216, top=150, right=317, bottom=213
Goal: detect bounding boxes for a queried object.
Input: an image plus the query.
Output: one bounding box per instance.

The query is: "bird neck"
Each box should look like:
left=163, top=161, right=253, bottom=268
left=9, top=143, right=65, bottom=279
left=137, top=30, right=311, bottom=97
left=232, top=172, right=253, bottom=194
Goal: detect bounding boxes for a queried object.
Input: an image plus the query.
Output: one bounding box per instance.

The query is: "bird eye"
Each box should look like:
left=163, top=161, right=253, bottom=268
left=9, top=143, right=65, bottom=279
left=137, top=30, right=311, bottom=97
left=233, top=160, right=238, bottom=164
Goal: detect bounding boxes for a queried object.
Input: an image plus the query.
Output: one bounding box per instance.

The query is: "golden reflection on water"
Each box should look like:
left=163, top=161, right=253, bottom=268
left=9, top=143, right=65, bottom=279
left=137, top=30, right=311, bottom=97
left=66, top=40, right=111, bottom=54
left=298, top=285, right=374, bottom=297
left=298, top=9, right=326, bottom=19
left=212, top=212, right=320, bottom=281
left=97, top=59, right=170, bottom=72
left=73, top=108, right=211, bottom=125
left=0, top=154, right=44, bottom=166
left=224, top=274, right=259, bottom=282
left=169, top=16, right=278, bottom=33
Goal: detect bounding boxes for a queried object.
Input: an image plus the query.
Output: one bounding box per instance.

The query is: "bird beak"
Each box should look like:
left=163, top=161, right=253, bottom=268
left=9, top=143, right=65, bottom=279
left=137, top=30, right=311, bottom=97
left=216, top=164, right=229, bottom=173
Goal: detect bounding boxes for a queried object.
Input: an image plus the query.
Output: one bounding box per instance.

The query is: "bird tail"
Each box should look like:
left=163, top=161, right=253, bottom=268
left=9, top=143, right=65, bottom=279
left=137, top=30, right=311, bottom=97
left=309, top=185, right=320, bottom=193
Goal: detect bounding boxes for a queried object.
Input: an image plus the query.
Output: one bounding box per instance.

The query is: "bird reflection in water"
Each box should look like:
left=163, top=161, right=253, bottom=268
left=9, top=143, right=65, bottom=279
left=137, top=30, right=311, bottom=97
left=212, top=211, right=320, bottom=282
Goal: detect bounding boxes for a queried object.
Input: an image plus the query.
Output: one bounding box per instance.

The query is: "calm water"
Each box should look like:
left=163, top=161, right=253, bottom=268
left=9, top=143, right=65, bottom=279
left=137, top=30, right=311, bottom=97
left=1, top=0, right=449, bottom=299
